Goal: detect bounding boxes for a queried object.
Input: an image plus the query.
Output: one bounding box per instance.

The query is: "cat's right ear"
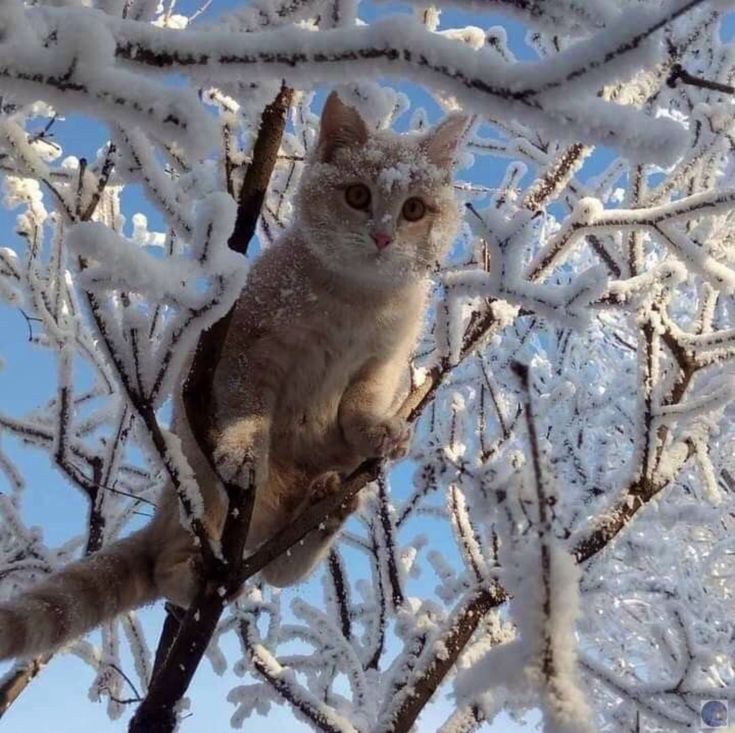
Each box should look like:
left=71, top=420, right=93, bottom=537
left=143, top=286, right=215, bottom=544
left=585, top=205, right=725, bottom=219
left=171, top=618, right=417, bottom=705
left=421, top=114, right=470, bottom=169
left=317, top=91, right=369, bottom=162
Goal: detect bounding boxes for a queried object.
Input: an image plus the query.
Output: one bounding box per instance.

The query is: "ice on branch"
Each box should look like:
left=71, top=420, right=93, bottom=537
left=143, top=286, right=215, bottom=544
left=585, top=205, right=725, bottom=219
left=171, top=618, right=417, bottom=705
left=441, top=206, right=609, bottom=356
left=530, top=191, right=735, bottom=288
left=67, top=222, right=213, bottom=307
left=0, top=0, right=733, bottom=731
left=66, top=192, right=244, bottom=310
left=107, top=9, right=690, bottom=162
left=0, top=5, right=216, bottom=154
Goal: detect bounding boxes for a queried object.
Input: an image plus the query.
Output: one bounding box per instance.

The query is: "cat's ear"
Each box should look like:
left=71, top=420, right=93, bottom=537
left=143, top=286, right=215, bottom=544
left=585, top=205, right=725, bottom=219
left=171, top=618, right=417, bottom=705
left=317, top=91, right=369, bottom=162
left=422, top=114, right=470, bottom=169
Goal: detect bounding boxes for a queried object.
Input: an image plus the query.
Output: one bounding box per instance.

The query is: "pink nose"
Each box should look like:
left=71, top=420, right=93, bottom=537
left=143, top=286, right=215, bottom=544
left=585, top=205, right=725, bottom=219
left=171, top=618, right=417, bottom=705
left=371, top=232, right=393, bottom=250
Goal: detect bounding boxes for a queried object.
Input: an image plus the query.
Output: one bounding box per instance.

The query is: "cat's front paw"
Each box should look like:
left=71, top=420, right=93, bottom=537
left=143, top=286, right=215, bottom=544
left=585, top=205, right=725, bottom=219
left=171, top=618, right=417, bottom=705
left=213, top=421, right=269, bottom=488
left=344, top=416, right=412, bottom=461
left=213, top=445, right=259, bottom=487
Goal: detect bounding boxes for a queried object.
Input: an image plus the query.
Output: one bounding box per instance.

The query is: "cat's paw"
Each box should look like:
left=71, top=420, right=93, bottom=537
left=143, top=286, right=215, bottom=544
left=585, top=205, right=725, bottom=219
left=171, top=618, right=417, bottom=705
left=213, top=420, right=269, bottom=488
left=308, top=471, right=342, bottom=503
left=308, top=472, right=359, bottom=530
left=213, top=446, right=257, bottom=487
left=344, top=416, right=412, bottom=461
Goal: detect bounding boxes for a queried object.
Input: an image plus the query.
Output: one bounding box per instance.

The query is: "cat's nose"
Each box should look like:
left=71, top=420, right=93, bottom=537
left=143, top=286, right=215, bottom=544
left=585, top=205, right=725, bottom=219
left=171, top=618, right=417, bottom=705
left=371, top=232, right=393, bottom=250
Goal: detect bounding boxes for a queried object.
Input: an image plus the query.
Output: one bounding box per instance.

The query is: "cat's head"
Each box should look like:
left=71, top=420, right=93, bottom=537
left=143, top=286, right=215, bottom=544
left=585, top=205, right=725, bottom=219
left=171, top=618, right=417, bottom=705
left=295, top=92, right=467, bottom=290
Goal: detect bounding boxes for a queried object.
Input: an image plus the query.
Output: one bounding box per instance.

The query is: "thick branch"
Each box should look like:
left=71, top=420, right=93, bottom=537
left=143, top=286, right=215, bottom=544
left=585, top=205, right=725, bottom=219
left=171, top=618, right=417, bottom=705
left=667, top=63, right=735, bottom=94
left=108, top=5, right=700, bottom=162
left=129, top=86, right=292, bottom=733
left=383, top=587, right=506, bottom=733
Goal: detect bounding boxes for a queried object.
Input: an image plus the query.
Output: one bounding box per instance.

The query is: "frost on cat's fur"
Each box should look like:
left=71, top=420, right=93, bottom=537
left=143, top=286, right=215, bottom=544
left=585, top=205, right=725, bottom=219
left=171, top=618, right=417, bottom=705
left=298, top=91, right=466, bottom=288
left=0, top=91, right=467, bottom=660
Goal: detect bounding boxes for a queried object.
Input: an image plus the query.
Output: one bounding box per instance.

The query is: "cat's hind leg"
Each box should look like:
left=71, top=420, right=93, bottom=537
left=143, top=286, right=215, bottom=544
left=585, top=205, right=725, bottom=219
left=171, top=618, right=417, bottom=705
left=260, top=472, right=358, bottom=587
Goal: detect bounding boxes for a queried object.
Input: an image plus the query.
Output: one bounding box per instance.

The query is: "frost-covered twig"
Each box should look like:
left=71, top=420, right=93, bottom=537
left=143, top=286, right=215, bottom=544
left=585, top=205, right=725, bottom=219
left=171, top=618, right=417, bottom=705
left=109, top=5, right=698, bottom=162
left=529, top=189, right=735, bottom=283
left=508, top=361, right=594, bottom=733
left=382, top=588, right=506, bottom=733
left=236, top=617, right=360, bottom=733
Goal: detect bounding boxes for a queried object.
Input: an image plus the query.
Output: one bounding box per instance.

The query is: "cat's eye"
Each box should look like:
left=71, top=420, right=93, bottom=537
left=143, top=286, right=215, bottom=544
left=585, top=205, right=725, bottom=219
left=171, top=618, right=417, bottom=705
left=402, top=197, right=426, bottom=222
left=345, top=183, right=371, bottom=210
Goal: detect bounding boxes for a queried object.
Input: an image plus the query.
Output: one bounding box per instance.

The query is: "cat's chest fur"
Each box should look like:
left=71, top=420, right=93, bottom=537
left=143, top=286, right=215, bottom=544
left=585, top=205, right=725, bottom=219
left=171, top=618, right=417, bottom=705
left=267, top=280, right=411, bottom=469
left=235, top=237, right=423, bottom=471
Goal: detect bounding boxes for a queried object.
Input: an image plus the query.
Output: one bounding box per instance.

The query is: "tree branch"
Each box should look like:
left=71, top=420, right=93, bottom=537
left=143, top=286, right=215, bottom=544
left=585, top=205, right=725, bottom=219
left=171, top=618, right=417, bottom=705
left=128, top=85, right=292, bottom=733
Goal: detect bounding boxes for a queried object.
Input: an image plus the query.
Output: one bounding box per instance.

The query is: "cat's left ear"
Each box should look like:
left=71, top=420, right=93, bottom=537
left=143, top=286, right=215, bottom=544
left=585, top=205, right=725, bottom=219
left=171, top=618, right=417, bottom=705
left=421, top=114, right=470, bottom=169
left=317, top=91, right=369, bottom=162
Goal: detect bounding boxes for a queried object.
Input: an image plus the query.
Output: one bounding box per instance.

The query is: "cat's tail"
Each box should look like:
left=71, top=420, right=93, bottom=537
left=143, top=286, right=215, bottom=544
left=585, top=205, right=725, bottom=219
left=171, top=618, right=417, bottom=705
left=0, top=530, right=158, bottom=660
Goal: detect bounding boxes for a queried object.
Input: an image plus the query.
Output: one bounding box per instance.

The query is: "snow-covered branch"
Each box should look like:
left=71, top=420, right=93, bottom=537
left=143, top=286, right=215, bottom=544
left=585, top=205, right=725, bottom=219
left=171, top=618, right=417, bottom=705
left=0, top=1, right=733, bottom=731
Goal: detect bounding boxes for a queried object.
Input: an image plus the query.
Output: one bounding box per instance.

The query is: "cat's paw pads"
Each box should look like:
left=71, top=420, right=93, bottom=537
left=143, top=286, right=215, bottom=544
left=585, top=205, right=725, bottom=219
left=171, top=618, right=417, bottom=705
left=352, top=417, right=412, bottom=460
left=309, top=472, right=342, bottom=502
left=309, top=472, right=359, bottom=527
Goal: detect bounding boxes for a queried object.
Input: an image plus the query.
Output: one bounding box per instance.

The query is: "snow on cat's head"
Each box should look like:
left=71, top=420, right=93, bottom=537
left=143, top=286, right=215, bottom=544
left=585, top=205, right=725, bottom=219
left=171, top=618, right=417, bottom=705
left=295, top=91, right=467, bottom=289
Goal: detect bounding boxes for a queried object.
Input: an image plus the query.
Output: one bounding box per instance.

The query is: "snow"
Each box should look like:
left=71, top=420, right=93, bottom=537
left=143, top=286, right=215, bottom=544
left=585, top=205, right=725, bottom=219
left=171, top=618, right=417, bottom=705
left=0, top=0, right=733, bottom=730
left=105, top=12, right=688, bottom=162
left=0, top=9, right=216, bottom=154
left=66, top=221, right=209, bottom=308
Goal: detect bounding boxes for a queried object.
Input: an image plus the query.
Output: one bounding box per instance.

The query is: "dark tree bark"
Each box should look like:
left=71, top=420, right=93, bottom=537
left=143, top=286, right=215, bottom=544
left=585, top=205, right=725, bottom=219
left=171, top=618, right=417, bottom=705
left=129, top=85, right=293, bottom=733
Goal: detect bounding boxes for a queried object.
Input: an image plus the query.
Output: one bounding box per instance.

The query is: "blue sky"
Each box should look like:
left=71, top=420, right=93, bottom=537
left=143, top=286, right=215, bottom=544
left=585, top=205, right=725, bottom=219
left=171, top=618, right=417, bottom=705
left=5, top=1, right=722, bottom=731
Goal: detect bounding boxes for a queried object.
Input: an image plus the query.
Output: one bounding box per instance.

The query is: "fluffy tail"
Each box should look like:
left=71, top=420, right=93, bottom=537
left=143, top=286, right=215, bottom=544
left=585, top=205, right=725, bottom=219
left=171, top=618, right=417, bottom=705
left=0, top=530, right=158, bottom=660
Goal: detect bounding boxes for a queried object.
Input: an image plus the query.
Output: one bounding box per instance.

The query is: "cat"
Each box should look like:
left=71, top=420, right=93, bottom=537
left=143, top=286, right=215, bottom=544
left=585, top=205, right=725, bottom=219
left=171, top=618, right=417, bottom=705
left=0, top=91, right=467, bottom=660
